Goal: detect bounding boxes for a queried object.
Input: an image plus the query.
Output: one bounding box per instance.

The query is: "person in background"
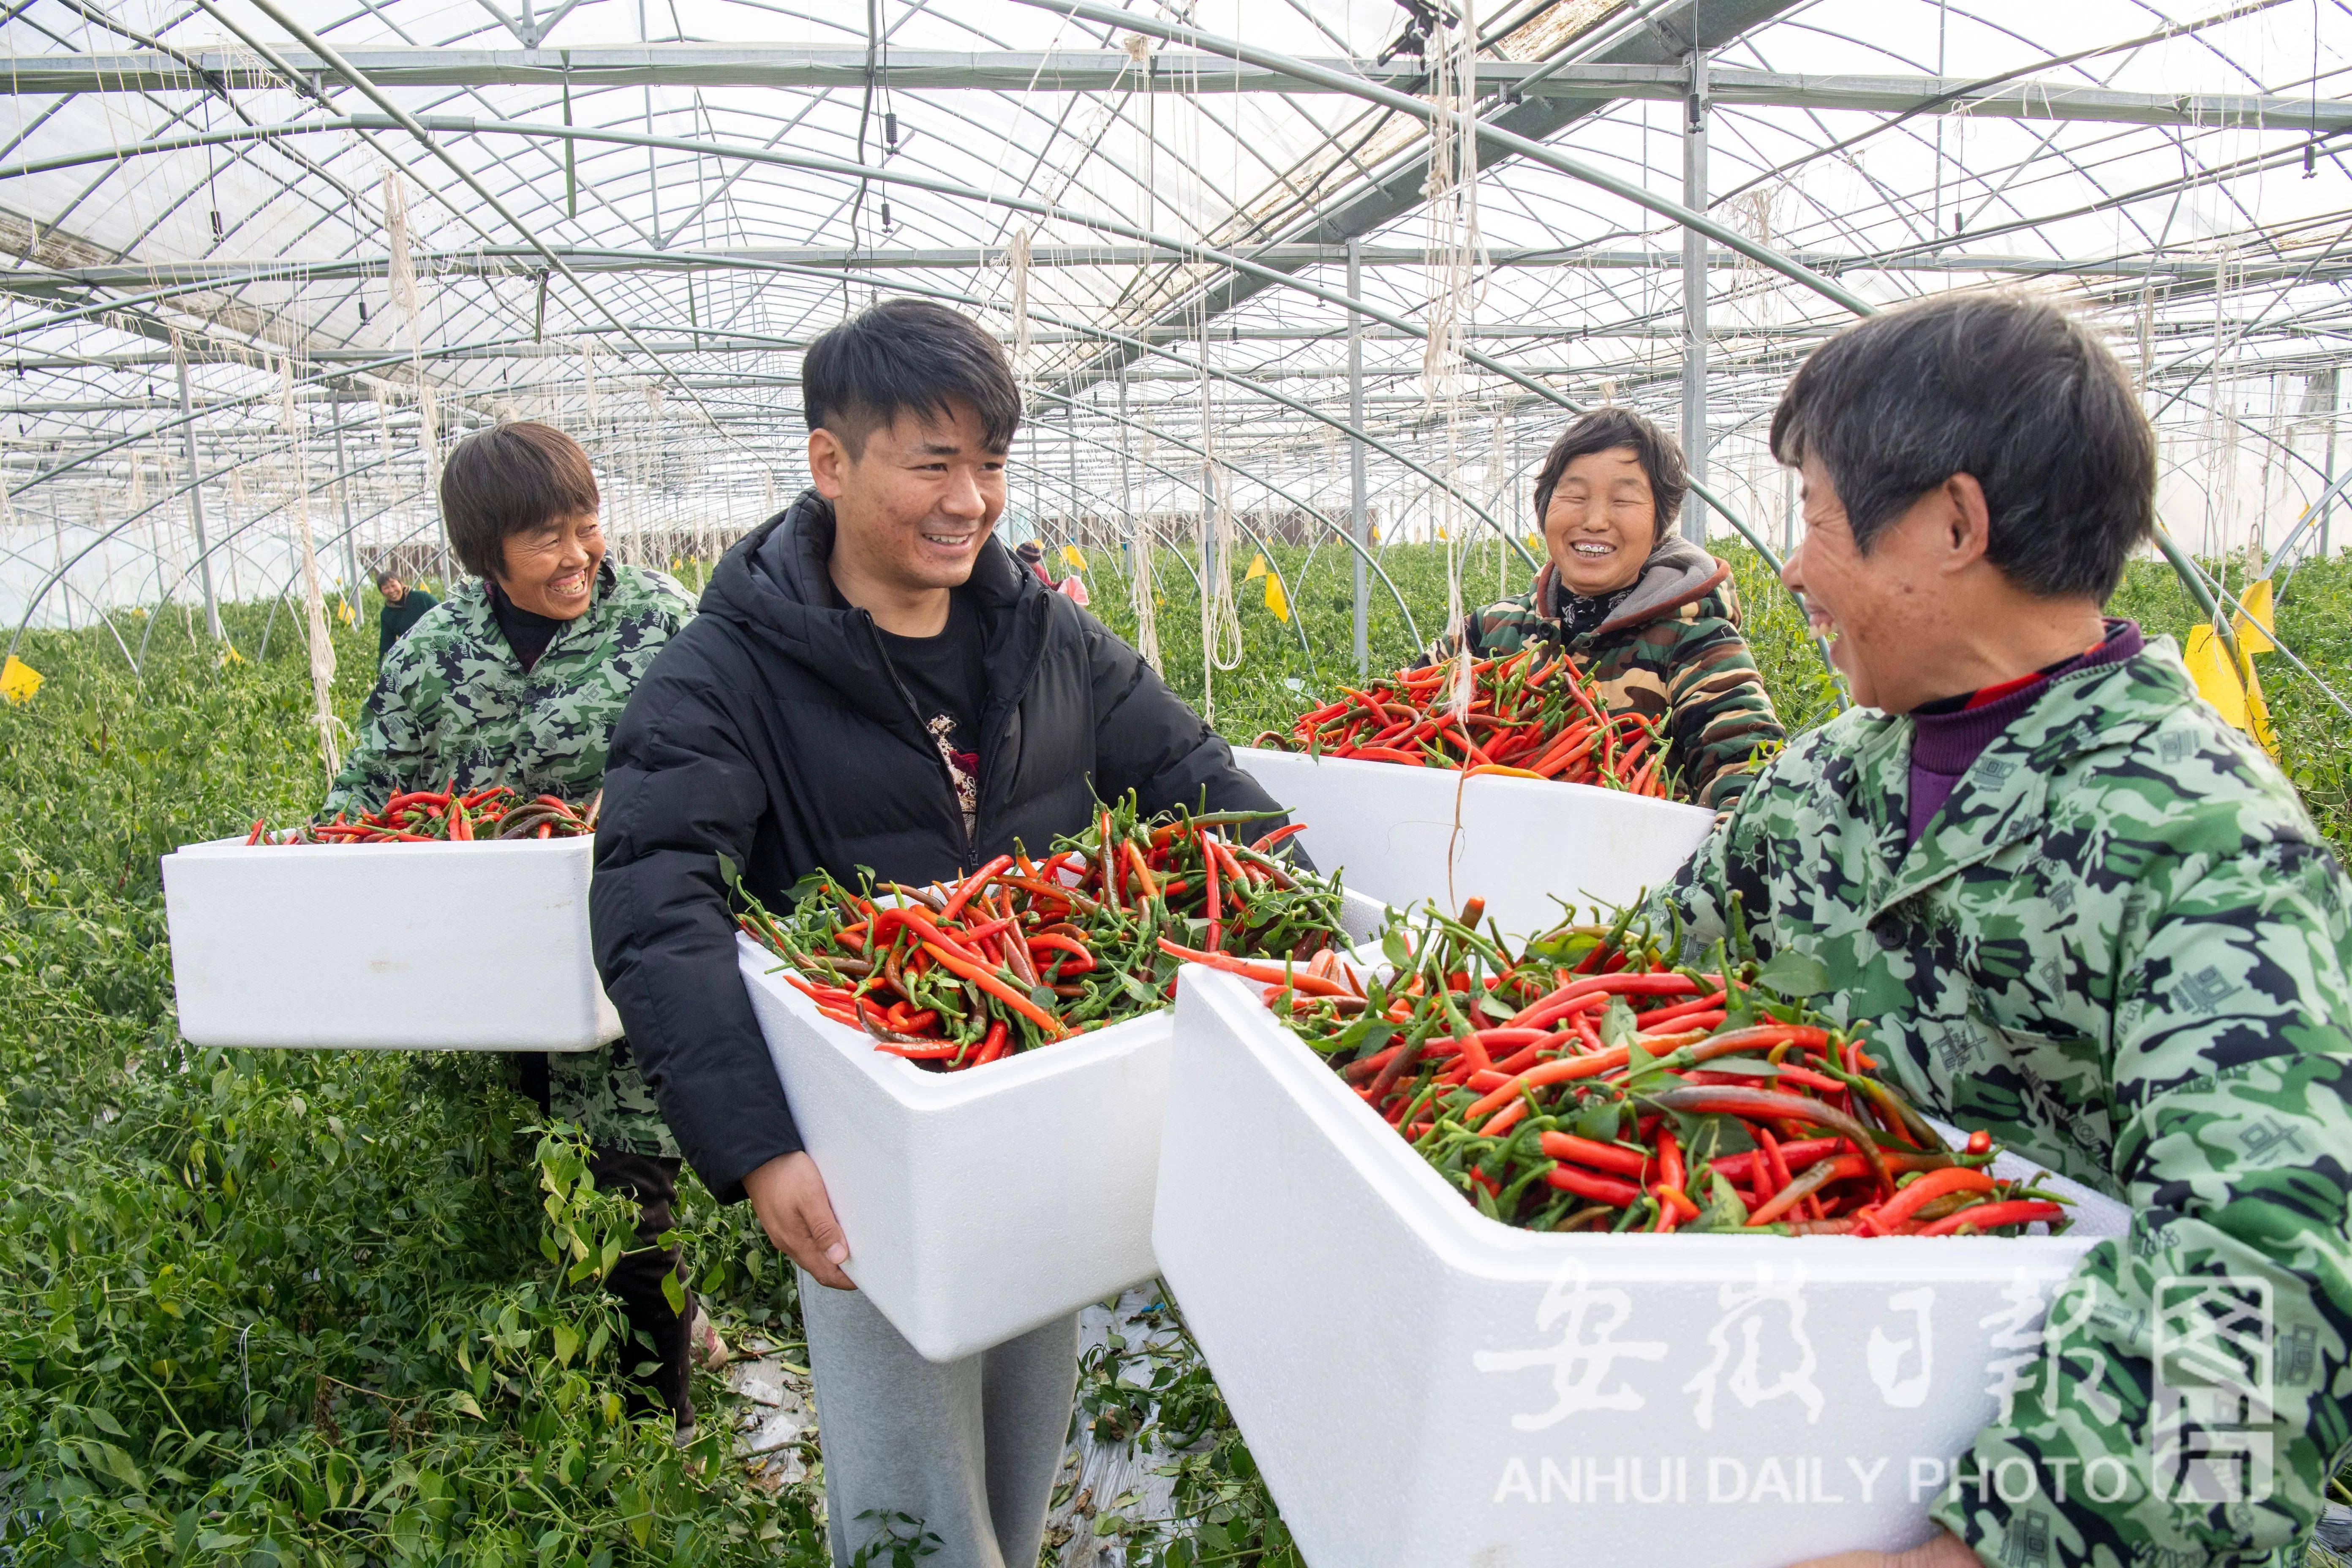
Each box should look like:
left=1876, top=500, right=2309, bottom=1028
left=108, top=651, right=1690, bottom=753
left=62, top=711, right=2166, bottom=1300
left=373, top=569, right=437, bottom=661
left=1418, top=407, right=1784, bottom=811
left=590, top=298, right=1298, bottom=1568
left=325, top=423, right=720, bottom=1435
left=1013, top=537, right=1055, bottom=586
left=1651, top=292, right=2352, bottom=1568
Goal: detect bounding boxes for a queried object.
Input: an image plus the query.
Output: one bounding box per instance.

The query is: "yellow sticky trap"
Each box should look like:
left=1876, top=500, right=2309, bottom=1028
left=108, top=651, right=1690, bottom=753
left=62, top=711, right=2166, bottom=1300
left=335, top=599, right=355, bottom=626
left=1263, top=571, right=1290, bottom=623
left=220, top=643, right=245, bottom=667
left=2184, top=624, right=2279, bottom=758
left=1244, top=552, right=1268, bottom=582
left=2233, top=577, right=2277, bottom=656
left=2184, top=626, right=2246, bottom=728
left=1061, top=544, right=1088, bottom=571
left=0, top=654, right=42, bottom=704
left=1525, top=534, right=1543, bottom=555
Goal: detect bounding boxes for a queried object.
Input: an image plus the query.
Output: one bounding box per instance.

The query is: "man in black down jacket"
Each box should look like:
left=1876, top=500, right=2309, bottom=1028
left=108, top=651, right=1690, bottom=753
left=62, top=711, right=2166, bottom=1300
left=591, top=299, right=1290, bottom=1568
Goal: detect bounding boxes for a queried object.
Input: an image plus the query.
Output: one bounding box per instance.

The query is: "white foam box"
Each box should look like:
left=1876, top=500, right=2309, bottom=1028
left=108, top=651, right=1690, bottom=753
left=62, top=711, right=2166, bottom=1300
left=1236, top=746, right=1717, bottom=936
left=1156, top=968, right=2129, bottom=1568
left=162, top=836, right=620, bottom=1051
left=738, top=888, right=1388, bottom=1364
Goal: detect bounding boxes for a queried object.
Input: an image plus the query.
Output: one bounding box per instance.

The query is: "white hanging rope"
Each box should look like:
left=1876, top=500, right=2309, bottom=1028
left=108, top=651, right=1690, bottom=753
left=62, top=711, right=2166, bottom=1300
left=1007, top=226, right=1035, bottom=379
left=1486, top=434, right=1511, bottom=597
left=382, top=170, right=440, bottom=484
left=280, top=354, right=341, bottom=776
left=1198, top=343, right=1243, bottom=704
left=1424, top=0, right=1485, bottom=717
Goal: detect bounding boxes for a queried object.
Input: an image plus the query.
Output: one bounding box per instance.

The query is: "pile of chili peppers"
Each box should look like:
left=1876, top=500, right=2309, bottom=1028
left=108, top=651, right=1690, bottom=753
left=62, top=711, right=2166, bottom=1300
left=1224, top=901, right=2072, bottom=1237
left=739, top=796, right=1349, bottom=1073
left=245, top=785, right=601, bottom=845
left=1254, top=648, right=1674, bottom=798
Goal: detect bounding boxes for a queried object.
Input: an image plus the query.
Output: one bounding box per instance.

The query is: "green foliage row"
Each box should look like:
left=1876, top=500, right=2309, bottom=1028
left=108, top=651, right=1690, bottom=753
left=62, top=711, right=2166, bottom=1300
left=0, top=607, right=821, bottom=1567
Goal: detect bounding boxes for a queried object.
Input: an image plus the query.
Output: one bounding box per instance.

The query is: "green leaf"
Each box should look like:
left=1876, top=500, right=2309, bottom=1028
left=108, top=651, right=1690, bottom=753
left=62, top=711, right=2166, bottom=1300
left=93, top=1439, right=142, bottom=1489
left=1571, top=1097, right=1622, bottom=1143
left=660, top=1272, right=686, bottom=1315
left=1698, top=1055, right=1780, bottom=1078
left=550, top=1322, right=580, bottom=1367
left=1381, top=931, right=1412, bottom=969
left=1752, top=948, right=1831, bottom=998
left=1692, top=1166, right=1753, bottom=1232
left=1598, top=997, right=1637, bottom=1050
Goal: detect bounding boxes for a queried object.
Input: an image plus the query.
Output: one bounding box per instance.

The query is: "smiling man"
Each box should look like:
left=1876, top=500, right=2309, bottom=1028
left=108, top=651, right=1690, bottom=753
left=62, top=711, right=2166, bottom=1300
left=1654, top=291, right=2352, bottom=1568
left=589, top=299, right=1292, bottom=1568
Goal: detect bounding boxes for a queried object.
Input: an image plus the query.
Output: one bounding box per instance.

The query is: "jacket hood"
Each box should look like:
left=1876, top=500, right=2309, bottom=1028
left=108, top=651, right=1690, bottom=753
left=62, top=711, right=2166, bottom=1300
left=697, top=489, right=1046, bottom=737
left=1536, top=534, right=1735, bottom=638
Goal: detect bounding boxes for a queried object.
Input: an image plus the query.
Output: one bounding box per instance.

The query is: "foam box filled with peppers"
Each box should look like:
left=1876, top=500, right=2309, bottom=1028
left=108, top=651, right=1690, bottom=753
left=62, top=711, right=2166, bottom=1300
left=735, top=803, right=1386, bottom=1363
left=1154, top=914, right=2125, bottom=1568
left=1240, top=649, right=1716, bottom=935
left=163, top=786, right=618, bottom=1052
left=1237, top=748, right=1712, bottom=937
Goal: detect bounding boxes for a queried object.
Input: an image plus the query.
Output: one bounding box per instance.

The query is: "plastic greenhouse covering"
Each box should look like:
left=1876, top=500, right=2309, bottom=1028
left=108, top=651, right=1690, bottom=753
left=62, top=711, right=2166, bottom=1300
left=0, top=0, right=2343, bottom=667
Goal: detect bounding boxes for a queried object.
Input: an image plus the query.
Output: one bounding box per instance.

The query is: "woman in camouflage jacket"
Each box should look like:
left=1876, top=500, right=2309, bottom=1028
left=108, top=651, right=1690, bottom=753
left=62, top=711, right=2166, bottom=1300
left=324, top=424, right=706, bottom=1429
left=1675, top=294, right=2352, bottom=1568
left=1420, top=407, right=1784, bottom=810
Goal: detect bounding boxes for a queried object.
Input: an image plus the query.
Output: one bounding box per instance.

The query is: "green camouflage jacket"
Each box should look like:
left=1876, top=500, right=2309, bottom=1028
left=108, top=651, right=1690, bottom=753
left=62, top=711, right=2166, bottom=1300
left=1419, top=538, right=1784, bottom=809
left=1654, top=635, right=2352, bottom=1568
left=324, top=561, right=696, bottom=1157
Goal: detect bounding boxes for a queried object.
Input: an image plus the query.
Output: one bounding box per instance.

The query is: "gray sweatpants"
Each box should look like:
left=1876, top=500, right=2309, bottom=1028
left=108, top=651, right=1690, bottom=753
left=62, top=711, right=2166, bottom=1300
left=798, top=1269, right=1081, bottom=1568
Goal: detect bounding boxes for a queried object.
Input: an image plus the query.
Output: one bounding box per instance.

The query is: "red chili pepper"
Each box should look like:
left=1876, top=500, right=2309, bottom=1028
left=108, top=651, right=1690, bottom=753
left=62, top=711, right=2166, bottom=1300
left=1029, top=932, right=1095, bottom=974
left=1854, top=1167, right=1997, bottom=1236
left=1916, top=1199, right=2065, bottom=1237
left=920, top=942, right=1068, bottom=1038
left=1537, top=1131, right=1649, bottom=1179
left=939, top=855, right=1014, bottom=922
left=1543, top=1165, right=1644, bottom=1207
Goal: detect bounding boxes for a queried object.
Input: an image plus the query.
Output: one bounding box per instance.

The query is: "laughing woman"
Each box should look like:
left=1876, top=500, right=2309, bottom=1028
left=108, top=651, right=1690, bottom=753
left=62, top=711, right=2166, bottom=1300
left=1420, top=408, right=1785, bottom=811
left=321, top=423, right=710, bottom=1433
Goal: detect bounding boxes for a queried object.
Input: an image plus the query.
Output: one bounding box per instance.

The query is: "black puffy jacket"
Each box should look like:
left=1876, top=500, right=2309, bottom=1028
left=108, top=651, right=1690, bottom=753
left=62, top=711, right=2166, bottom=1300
left=591, top=492, right=1293, bottom=1200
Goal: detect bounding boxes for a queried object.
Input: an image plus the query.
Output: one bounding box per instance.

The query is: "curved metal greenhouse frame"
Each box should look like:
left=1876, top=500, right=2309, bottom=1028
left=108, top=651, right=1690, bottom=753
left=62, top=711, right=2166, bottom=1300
left=0, top=0, right=2342, bottom=699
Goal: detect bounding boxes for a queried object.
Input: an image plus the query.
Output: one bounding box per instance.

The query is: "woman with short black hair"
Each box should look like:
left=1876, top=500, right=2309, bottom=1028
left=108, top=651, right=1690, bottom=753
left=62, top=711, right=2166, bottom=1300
left=1421, top=406, right=1785, bottom=810
left=324, top=421, right=708, bottom=1433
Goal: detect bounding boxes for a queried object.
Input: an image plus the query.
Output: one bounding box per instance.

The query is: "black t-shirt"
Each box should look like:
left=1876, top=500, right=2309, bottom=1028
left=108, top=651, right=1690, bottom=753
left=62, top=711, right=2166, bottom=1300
left=869, top=589, right=989, bottom=839
left=489, top=580, right=567, bottom=673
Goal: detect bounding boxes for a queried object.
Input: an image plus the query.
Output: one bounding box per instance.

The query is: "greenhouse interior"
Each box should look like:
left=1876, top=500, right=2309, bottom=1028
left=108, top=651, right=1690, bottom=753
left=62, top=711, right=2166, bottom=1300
left=6, top=0, right=2352, bottom=1564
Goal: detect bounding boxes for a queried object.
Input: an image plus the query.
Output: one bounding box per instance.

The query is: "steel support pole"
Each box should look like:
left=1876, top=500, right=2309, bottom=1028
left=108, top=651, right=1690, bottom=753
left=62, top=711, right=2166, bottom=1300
left=1116, top=370, right=1134, bottom=577
left=2324, top=368, right=2341, bottom=560
left=176, top=354, right=222, bottom=639
left=1680, top=45, right=1710, bottom=543
left=1348, top=238, right=1369, bottom=675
